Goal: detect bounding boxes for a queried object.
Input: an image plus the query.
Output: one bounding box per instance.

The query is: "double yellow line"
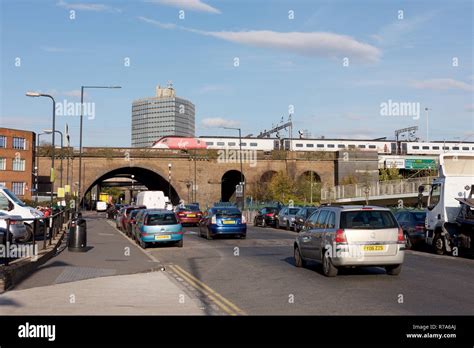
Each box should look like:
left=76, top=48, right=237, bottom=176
left=169, top=264, right=246, bottom=316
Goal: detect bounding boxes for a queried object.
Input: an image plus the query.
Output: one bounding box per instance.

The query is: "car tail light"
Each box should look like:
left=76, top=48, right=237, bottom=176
left=141, top=232, right=149, bottom=236
left=211, top=215, right=217, bottom=224
left=265, top=213, right=274, bottom=217
left=397, top=227, right=405, bottom=244
left=9, top=220, right=18, bottom=225
left=415, top=224, right=425, bottom=231
left=335, top=229, right=347, bottom=244
left=242, top=215, right=246, bottom=224
left=178, top=212, right=185, bottom=217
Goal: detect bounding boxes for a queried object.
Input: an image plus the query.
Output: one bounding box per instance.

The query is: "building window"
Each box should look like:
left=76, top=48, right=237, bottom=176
left=12, top=158, right=25, bottom=171
left=337, top=144, right=345, bottom=148
left=0, top=158, right=5, bottom=170
left=368, top=145, right=376, bottom=149
left=327, top=144, right=335, bottom=148
left=228, top=142, right=236, bottom=146
left=0, top=136, right=6, bottom=148
left=295, top=143, right=303, bottom=148
left=250, top=143, right=258, bottom=147
left=217, top=142, right=225, bottom=146
left=358, top=145, right=366, bottom=148
left=13, top=137, right=26, bottom=150
left=422, top=146, right=430, bottom=150
left=412, top=146, right=420, bottom=150
left=453, top=146, right=459, bottom=150
left=12, top=182, right=25, bottom=195
left=432, top=146, right=440, bottom=150
left=306, top=144, right=314, bottom=148
left=462, top=147, right=469, bottom=151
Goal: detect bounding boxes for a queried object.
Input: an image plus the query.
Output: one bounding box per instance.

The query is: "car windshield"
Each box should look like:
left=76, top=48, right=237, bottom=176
left=146, top=213, right=178, bottom=225
left=183, top=205, right=200, bottom=211
left=289, top=208, right=300, bottom=215
left=341, top=210, right=398, bottom=229
left=412, top=212, right=426, bottom=223
left=130, top=210, right=141, bottom=218
left=3, top=188, right=26, bottom=207
left=212, top=208, right=241, bottom=217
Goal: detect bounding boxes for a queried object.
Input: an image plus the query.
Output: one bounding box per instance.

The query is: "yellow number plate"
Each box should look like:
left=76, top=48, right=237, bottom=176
left=187, top=214, right=196, bottom=217
left=362, top=245, right=386, bottom=252
left=155, top=235, right=171, bottom=240
left=223, top=220, right=236, bottom=225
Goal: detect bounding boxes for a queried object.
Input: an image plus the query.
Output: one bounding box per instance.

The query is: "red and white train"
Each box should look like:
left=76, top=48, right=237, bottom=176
left=152, top=136, right=474, bottom=156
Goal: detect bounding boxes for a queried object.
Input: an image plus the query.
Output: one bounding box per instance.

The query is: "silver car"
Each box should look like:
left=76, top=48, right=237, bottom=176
left=294, top=205, right=405, bottom=277
left=0, top=213, right=28, bottom=242
left=276, top=207, right=302, bottom=230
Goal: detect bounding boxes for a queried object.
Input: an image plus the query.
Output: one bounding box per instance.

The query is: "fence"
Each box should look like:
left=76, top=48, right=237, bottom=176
left=321, top=176, right=436, bottom=202
left=0, top=209, right=72, bottom=266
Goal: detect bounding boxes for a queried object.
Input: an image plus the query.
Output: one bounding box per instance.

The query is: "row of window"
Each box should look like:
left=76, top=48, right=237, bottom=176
left=206, top=141, right=260, bottom=147
left=294, top=143, right=377, bottom=149
left=0, top=136, right=27, bottom=150
left=0, top=182, right=25, bottom=197
left=410, top=145, right=473, bottom=151
left=0, top=158, right=25, bottom=171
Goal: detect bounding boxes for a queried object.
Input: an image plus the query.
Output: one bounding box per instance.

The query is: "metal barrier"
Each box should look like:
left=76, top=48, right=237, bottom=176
left=0, top=209, right=72, bottom=267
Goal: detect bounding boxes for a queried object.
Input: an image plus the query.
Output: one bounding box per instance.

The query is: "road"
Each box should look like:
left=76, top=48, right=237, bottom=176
left=110, top=218, right=474, bottom=315
left=8, top=213, right=474, bottom=315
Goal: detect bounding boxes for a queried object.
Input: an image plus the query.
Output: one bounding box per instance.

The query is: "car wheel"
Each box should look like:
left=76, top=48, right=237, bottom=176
left=206, top=229, right=213, bottom=240
left=139, top=238, right=147, bottom=249
left=385, top=264, right=402, bottom=276
left=176, top=239, right=183, bottom=248
left=286, top=222, right=290, bottom=231
left=20, top=225, right=33, bottom=243
left=261, top=219, right=266, bottom=228
left=322, top=250, right=338, bottom=277
left=433, top=233, right=446, bottom=255
left=294, top=246, right=306, bottom=268
left=404, top=232, right=412, bottom=250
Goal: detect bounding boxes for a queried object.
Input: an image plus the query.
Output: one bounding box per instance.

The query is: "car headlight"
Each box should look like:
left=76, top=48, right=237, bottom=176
left=291, top=217, right=295, bottom=222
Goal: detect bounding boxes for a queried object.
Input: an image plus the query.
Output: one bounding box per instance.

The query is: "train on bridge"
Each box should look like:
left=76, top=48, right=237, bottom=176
left=152, top=136, right=474, bottom=156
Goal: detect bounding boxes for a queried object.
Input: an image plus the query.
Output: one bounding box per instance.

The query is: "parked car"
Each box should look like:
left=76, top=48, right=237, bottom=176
left=115, top=207, right=126, bottom=229
left=175, top=204, right=202, bottom=226
left=126, top=207, right=147, bottom=237
left=199, top=206, right=246, bottom=239
left=394, top=210, right=426, bottom=249
left=294, top=205, right=405, bottom=277
left=133, top=209, right=183, bottom=248
left=293, top=207, right=318, bottom=232
left=276, top=207, right=301, bottom=230
left=120, top=206, right=145, bottom=231
left=96, top=201, right=107, bottom=212
left=0, top=212, right=28, bottom=242
left=253, top=207, right=280, bottom=227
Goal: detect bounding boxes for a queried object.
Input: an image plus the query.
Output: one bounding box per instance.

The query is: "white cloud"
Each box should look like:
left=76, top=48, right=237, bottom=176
left=465, top=104, right=474, bottom=112
left=56, top=0, right=121, bottom=12
left=145, top=0, right=221, bottom=14
left=139, top=18, right=381, bottom=62
left=411, top=78, right=473, bottom=92
left=201, top=117, right=239, bottom=128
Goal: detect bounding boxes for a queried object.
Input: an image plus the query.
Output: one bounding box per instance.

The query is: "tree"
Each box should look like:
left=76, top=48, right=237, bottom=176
left=379, top=166, right=402, bottom=181
left=268, top=171, right=297, bottom=203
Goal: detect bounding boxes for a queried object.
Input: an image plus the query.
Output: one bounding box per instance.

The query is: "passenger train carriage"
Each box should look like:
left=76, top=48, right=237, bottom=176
left=152, top=136, right=474, bottom=155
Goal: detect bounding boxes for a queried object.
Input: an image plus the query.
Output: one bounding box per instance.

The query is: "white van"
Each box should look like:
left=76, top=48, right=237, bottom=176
left=96, top=201, right=107, bottom=212
left=0, top=186, right=44, bottom=241
left=136, top=191, right=168, bottom=209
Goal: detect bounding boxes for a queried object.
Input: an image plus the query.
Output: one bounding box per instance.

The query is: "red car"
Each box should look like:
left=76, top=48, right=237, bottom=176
left=175, top=205, right=202, bottom=226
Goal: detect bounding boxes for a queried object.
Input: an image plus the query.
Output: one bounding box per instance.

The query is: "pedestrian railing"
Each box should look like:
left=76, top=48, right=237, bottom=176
left=0, top=209, right=73, bottom=266
left=321, top=176, right=436, bottom=202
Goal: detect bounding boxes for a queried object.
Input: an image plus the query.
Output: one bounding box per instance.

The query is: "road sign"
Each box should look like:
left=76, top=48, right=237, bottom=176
left=236, top=184, right=243, bottom=197
left=405, top=158, right=437, bottom=170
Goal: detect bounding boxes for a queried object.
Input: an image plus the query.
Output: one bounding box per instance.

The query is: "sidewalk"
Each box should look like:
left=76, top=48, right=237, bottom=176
left=0, top=270, right=205, bottom=315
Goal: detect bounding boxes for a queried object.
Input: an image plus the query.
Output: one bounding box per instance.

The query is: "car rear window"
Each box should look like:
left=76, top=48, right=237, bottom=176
left=288, top=208, right=300, bottom=215
left=412, top=212, right=426, bottom=223
left=340, top=210, right=398, bottom=229
left=212, top=208, right=241, bottom=217
left=146, top=213, right=178, bottom=225
left=183, top=205, right=200, bottom=211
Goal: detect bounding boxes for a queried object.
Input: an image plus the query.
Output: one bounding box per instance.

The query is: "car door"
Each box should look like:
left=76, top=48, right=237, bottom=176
left=308, top=209, right=330, bottom=260
left=278, top=208, right=287, bottom=226
left=299, top=210, right=320, bottom=259
left=318, top=211, right=336, bottom=261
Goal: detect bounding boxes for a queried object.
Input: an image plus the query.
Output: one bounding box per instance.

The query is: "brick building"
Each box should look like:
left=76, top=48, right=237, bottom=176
left=0, top=127, right=36, bottom=200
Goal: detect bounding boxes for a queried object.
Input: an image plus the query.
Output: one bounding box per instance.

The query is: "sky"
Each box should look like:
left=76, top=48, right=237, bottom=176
left=0, top=0, right=473, bottom=147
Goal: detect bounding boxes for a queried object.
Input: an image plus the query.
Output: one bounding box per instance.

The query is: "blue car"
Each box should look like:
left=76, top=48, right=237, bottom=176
left=134, top=209, right=183, bottom=248
left=199, top=206, right=247, bottom=239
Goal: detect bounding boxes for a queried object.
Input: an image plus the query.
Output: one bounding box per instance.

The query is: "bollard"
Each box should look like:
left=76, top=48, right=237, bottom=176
left=68, top=217, right=87, bottom=252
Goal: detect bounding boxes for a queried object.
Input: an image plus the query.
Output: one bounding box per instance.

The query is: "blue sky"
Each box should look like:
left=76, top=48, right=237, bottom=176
left=1, top=0, right=473, bottom=147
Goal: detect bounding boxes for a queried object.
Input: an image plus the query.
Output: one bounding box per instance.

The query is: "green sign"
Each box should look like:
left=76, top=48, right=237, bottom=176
left=405, top=158, right=437, bottom=169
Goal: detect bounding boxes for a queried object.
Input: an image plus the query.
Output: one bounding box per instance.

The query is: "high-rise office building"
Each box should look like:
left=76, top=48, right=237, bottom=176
left=131, top=83, right=195, bottom=147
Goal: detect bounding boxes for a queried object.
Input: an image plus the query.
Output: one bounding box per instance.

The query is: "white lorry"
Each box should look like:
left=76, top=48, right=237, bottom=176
left=421, top=153, right=474, bottom=255
left=135, top=191, right=172, bottom=210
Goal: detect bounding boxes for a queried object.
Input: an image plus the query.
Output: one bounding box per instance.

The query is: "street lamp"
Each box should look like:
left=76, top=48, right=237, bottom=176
left=168, top=163, right=172, bottom=203
left=78, top=85, right=121, bottom=211
left=26, top=92, right=56, bottom=206
left=35, top=132, right=46, bottom=202
left=223, top=127, right=244, bottom=209
left=43, top=129, right=63, bottom=187
left=425, top=107, right=430, bottom=142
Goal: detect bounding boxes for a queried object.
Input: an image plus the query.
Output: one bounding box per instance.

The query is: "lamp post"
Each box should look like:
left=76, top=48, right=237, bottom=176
left=43, top=129, right=63, bottom=187
left=26, top=92, right=56, bottom=206
left=78, top=85, right=121, bottom=211
left=425, top=107, right=430, bottom=142
left=35, top=132, right=46, bottom=202
left=223, top=127, right=244, bottom=209
left=168, top=163, right=172, bottom=203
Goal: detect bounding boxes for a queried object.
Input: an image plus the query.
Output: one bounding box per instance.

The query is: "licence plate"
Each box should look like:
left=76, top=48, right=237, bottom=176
left=362, top=245, right=386, bottom=252
left=222, top=220, right=236, bottom=225
left=187, top=214, right=196, bottom=217
left=155, top=235, right=171, bottom=240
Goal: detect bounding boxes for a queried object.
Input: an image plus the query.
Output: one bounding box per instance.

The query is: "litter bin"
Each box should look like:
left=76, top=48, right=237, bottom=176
left=68, top=218, right=87, bottom=252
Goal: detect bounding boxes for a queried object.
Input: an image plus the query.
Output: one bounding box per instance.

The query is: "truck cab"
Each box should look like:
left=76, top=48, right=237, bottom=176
left=424, top=153, right=474, bottom=254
